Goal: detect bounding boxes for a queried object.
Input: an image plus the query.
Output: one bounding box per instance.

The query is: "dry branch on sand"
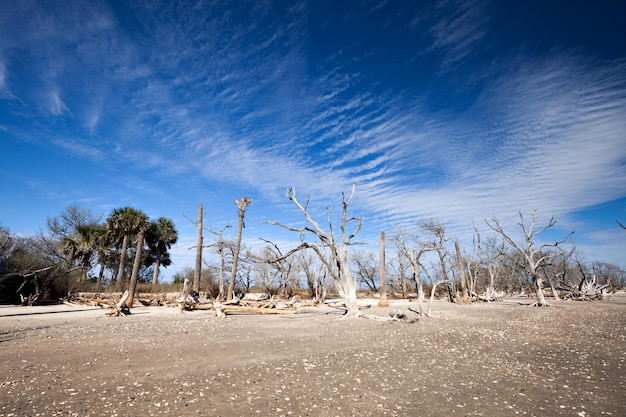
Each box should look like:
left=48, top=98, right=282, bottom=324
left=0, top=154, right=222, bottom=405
left=559, top=276, right=612, bottom=301
left=106, top=290, right=130, bottom=316
left=62, top=289, right=423, bottom=322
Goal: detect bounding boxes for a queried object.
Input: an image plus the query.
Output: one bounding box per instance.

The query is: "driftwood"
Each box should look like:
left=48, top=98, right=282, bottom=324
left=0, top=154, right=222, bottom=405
left=361, top=310, right=420, bottom=323
left=559, top=276, right=612, bottom=301
left=106, top=290, right=130, bottom=316
left=476, top=287, right=506, bottom=302
left=216, top=305, right=298, bottom=315
left=60, top=290, right=322, bottom=318
left=242, top=293, right=270, bottom=301
left=177, top=279, right=200, bottom=311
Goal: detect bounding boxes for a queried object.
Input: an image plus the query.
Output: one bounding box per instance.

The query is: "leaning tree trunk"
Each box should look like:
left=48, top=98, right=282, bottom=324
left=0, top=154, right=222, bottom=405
left=126, top=230, right=145, bottom=309
left=116, top=233, right=129, bottom=283
left=548, top=277, right=561, bottom=301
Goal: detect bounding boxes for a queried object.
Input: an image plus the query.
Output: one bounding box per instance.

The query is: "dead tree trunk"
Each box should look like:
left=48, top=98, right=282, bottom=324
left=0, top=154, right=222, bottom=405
left=455, top=241, right=470, bottom=304
left=486, top=211, right=572, bottom=307
left=227, top=197, right=252, bottom=301
left=193, top=204, right=203, bottom=294
left=107, top=290, right=130, bottom=316
left=265, top=185, right=362, bottom=317
left=378, top=231, right=389, bottom=307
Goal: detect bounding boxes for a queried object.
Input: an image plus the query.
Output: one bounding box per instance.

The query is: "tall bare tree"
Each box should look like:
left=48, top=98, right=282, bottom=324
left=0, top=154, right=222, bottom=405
left=205, top=225, right=231, bottom=300
left=486, top=211, right=572, bottom=307
left=393, top=224, right=445, bottom=314
left=194, top=204, right=203, bottom=293
left=227, top=197, right=252, bottom=301
left=388, top=242, right=411, bottom=298
left=297, top=249, right=332, bottom=303
left=266, top=185, right=362, bottom=316
left=352, top=250, right=379, bottom=292
left=454, top=240, right=470, bottom=303
left=378, top=231, right=389, bottom=307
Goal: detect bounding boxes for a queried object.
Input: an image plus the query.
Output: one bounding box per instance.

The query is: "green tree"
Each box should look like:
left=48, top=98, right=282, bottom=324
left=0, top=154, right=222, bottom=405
left=146, top=217, right=178, bottom=285
left=44, top=205, right=102, bottom=266
left=93, top=224, right=112, bottom=287
left=106, top=207, right=149, bottom=283
left=60, top=223, right=101, bottom=281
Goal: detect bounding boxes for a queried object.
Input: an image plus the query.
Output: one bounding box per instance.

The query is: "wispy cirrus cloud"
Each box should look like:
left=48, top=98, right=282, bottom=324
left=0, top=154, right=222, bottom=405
left=354, top=52, right=626, bottom=241
left=2, top=1, right=624, bottom=273
left=409, top=0, right=490, bottom=69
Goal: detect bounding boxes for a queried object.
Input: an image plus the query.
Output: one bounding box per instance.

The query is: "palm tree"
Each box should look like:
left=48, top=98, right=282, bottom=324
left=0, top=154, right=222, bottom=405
left=93, top=224, right=112, bottom=287
left=106, top=207, right=149, bottom=283
left=60, top=223, right=100, bottom=281
left=146, top=217, right=178, bottom=285
left=126, top=219, right=149, bottom=308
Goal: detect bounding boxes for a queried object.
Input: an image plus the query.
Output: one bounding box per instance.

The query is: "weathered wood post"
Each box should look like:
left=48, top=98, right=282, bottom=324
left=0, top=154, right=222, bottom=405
left=193, top=204, right=203, bottom=294
left=455, top=240, right=470, bottom=304
left=378, top=231, right=389, bottom=307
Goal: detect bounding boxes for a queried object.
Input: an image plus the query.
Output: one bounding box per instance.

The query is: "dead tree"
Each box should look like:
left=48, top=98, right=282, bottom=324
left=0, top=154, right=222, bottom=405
left=227, top=197, right=252, bottom=301
left=14, top=267, right=52, bottom=306
left=454, top=240, right=470, bottom=304
left=378, top=231, right=389, bottom=307
left=393, top=224, right=445, bottom=315
left=352, top=250, right=379, bottom=292
left=256, top=240, right=300, bottom=298
left=297, top=249, right=332, bottom=303
left=193, top=205, right=203, bottom=293
left=389, top=245, right=411, bottom=299
left=559, top=275, right=610, bottom=300
left=205, top=225, right=231, bottom=300
left=422, top=263, right=450, bottom=316
left=486, top=211, right=572, bottom=307
left=182, top=204, right=205, bottom=294
left=107, top=290, right=130, bottom=316
left=265, top=185, right=362, bottom=316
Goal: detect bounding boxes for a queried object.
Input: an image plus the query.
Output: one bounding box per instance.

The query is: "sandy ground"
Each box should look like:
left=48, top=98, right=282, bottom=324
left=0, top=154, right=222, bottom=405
left=1, top=294, right=624, bottom=417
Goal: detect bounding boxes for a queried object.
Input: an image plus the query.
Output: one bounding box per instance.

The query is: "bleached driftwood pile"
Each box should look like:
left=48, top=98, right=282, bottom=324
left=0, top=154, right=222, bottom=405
left=64, top=281, right=306, bottom=317
left=558, top=276, right=612, bottom=301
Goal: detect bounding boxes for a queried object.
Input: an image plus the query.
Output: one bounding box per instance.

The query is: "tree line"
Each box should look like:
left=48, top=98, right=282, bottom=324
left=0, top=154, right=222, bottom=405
left=1, top=189, right=624, bottom=310
left=0, top=205, right=177, bottom=304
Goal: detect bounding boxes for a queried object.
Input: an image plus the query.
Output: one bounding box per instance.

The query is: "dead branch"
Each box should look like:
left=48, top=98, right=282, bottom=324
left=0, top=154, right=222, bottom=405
left=106, top=290, right=130, bottom=316
left=177, top=279, right=199, bottom=311
left=559, top=275, right=611, bottom=301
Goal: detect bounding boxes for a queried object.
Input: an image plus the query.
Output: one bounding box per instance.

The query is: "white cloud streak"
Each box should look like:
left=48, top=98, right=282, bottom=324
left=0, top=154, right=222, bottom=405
left=2, top=1, right=624, bottom=273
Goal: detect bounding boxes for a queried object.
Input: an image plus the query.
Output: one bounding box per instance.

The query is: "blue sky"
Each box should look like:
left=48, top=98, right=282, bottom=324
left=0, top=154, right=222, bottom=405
left=1, top=0, right=625, bottom=280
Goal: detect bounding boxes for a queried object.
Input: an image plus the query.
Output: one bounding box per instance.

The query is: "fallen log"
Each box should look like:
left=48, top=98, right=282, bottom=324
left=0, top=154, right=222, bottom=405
left=213, top=304, right=298, bottom=316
